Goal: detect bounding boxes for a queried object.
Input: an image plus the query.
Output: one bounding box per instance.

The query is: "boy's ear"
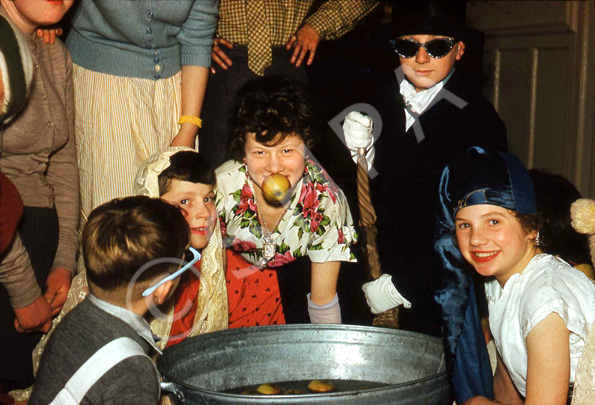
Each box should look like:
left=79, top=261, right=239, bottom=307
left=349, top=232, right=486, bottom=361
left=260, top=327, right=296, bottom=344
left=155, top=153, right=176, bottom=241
left=455, top=41, right=465, bottom=61
left=153, top=279, right=175, bottom=306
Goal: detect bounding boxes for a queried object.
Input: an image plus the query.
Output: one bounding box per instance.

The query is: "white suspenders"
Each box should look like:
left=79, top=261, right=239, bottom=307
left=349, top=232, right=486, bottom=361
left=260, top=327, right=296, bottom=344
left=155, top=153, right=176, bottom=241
left=49, top=337, right=154, bottom=405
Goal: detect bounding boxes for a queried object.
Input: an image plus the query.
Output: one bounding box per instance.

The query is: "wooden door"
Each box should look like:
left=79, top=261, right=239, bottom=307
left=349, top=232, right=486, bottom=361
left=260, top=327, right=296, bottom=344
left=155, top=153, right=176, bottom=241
left=468, top=0, right=595, bottom=197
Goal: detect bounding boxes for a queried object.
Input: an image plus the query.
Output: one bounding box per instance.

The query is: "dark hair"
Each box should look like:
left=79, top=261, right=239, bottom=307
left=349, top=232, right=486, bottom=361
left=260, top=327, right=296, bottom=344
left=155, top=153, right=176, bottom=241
left=83, top=196, right=189, bottom=299
left=158, top=151, right=216, bottom=196
left=529, top=169, right=591, bottom=264
left=228, top=76, right=319, bottom=161
left=513, top=211, right=544, bottom=235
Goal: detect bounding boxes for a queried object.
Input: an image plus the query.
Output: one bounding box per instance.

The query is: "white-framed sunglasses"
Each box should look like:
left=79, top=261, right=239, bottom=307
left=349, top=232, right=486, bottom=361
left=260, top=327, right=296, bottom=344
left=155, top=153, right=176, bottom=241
left=390, top=38, right=456, bottom=59
left=142, top=247, right=201, bottom=297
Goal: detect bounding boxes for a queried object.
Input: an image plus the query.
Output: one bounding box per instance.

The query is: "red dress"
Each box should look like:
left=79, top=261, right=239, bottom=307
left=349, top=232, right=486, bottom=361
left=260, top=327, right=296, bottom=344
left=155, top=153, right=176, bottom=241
left=167, top=250, right=285, bottom=347
left=226, top=249, right=286, bottom=328
left=166, top=261, right=202, bottom=347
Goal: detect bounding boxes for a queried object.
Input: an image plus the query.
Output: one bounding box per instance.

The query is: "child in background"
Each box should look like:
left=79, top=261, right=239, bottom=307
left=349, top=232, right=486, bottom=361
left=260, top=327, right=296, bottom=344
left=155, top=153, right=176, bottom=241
left=529, top=169, right=593, bottom=279
left=134, top=147, right=227, bottom=344
left=30, top=196, right=190, bottom=404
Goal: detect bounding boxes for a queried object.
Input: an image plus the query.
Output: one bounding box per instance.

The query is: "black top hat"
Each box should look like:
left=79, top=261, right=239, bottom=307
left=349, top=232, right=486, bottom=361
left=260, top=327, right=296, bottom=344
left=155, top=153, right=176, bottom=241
left=391, top=1, right=468, bottom=39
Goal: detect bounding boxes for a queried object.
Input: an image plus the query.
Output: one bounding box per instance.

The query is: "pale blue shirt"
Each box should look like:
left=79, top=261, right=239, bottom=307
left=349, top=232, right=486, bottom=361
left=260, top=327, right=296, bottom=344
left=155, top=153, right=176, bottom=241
left=67, top=0, right=219, bottom=80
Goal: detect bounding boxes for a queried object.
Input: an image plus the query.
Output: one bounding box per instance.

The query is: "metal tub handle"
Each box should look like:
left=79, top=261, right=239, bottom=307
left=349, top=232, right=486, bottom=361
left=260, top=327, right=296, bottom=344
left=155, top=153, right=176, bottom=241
left=161, top=379, right=185, bottom=405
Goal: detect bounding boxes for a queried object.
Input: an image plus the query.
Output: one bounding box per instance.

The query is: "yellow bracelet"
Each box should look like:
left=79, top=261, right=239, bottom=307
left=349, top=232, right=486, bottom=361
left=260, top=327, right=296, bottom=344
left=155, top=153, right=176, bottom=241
left=178, top=115, right=202, bottom=128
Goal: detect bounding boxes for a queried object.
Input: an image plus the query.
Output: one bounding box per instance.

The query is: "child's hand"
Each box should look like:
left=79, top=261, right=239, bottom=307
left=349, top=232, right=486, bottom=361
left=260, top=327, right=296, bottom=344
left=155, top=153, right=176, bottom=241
left=343, top=111, right=375, bottom=167
left=36, top=27, right=63, bottom=44
left=13, top=295, right=52, bottom=333
left=361, top=274, right=411, bottom=314
left=44, top=267, right=72, bottom=316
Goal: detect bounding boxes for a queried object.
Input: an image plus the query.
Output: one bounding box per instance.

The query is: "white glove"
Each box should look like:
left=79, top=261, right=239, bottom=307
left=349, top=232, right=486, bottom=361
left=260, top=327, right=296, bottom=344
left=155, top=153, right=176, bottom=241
left=342, top=111, right=375, bottom=168
left=361, top=274, right=411, bottom=315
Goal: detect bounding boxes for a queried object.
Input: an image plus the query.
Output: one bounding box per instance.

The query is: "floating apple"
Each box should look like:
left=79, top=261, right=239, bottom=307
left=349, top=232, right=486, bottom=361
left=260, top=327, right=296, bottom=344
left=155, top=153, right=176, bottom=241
left=307, top=380, right=336, bottom=393
left=257, top=383, right=282, bottom=395
left=261, top=173, right=291, bottom=205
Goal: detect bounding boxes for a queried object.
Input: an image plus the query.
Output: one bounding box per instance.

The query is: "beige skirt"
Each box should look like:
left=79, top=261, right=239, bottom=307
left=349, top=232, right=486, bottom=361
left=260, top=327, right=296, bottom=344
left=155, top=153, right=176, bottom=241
left=73, top=65, right=182, bottom=224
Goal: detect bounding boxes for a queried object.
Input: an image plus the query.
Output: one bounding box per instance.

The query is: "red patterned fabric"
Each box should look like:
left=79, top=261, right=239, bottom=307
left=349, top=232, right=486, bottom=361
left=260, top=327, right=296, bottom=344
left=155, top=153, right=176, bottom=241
left=166, top=261, right=202, bottom=347
left=167, top=249, right=286, bottom=346
left=226, top=249, right=285, bottom=328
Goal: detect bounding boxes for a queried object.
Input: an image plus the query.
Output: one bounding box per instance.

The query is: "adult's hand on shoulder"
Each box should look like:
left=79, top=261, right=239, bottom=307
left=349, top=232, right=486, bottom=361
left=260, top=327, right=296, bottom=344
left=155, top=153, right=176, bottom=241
left=286, top=24, right=320, bottom=67
left=36, top=27, right=63, bottom=44
left=44, top=267, right=72, bottom=316
left=13, top=295, right=52, bottom=333
left=211, top=37, right=234, bottom=74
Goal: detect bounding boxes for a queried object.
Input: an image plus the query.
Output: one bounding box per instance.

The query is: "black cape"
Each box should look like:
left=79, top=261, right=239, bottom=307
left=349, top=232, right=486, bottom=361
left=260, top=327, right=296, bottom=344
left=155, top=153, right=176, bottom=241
left=371, top=68, right=507, bottom=336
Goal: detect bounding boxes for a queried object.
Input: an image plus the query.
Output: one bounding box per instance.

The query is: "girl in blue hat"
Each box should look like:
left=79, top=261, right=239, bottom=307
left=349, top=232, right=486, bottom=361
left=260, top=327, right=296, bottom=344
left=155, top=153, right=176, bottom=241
left=436, top=147, right=595, bottom=404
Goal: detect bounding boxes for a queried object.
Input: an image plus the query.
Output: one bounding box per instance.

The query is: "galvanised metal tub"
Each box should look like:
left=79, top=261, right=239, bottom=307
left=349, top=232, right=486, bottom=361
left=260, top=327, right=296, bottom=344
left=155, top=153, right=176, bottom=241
left=158, top=324, right=450, bottom=404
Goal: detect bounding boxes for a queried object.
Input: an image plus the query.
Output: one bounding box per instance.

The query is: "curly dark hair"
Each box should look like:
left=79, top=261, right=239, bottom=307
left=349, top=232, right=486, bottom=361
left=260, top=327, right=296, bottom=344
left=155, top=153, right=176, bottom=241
left=512, top=211, right=544, bottom=235
left=228, top=76, right=320, bottom=161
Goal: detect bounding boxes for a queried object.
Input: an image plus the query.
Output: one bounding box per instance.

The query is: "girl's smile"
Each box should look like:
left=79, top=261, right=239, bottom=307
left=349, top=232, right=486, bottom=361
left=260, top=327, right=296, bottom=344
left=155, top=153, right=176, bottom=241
left=455, top=204, right=539, bottom=286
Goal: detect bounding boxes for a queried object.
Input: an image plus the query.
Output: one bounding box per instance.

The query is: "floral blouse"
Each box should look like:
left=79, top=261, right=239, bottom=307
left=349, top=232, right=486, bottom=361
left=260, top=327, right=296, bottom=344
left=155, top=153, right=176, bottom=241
left=216, top=159, right=357, bottom=268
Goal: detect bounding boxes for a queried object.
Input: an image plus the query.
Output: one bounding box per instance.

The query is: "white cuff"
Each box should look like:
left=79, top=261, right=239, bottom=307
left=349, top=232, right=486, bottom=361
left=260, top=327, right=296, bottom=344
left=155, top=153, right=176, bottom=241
left=350, top=146, right=375, bottom=168
left=307, top=293, right=341, bottom=324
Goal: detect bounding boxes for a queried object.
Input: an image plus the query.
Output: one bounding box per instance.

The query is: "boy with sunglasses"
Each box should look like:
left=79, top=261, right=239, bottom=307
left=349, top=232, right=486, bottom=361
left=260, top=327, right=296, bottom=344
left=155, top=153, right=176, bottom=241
left=344, top=1, right=507, bottom=337
left=30, top=196, right=190, bottom=404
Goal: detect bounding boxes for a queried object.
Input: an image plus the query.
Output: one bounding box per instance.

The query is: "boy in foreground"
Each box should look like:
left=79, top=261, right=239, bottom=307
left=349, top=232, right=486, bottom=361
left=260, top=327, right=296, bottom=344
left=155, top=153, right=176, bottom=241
left=30, top=196, right=191, bottom=404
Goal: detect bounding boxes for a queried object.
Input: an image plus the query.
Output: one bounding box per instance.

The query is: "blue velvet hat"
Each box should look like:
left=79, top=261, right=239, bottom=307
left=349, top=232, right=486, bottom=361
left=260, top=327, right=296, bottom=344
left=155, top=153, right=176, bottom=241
left=444, top=147, right=536, bottom=217
left=434, top=146, right=536, bottom=403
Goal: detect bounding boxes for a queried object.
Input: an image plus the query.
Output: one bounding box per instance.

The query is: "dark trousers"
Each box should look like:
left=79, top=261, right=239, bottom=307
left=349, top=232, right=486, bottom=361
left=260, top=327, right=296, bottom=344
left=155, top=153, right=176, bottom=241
left=200, top=46, right=308, bottom=168
left=0, top=207, right=58, bottom=391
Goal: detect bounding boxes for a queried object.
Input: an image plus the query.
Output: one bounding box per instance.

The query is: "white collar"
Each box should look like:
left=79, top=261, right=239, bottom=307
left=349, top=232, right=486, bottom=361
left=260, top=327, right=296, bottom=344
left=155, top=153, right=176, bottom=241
left=399, top=68, right=456, bottom=115
left=88, top=294, right=163, bottom=354
left=399, top=78, right=444, bottom=116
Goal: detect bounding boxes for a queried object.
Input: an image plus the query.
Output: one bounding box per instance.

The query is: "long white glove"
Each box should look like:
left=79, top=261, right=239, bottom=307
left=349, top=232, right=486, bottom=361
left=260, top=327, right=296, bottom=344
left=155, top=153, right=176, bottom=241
left=361, top=274, right=411, bottom=315
left=342, top=111, right=375, bottom=168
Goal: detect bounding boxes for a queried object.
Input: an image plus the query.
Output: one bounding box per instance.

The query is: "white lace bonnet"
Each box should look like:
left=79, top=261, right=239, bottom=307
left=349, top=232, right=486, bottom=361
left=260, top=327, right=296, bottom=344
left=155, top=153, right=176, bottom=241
left=133, top=146, right=196, bottom=198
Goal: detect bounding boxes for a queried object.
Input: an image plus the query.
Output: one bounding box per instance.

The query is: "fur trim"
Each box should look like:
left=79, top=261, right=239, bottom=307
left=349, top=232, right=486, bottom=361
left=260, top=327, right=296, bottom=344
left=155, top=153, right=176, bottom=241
left=571, top=198, right=595, bottom=266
